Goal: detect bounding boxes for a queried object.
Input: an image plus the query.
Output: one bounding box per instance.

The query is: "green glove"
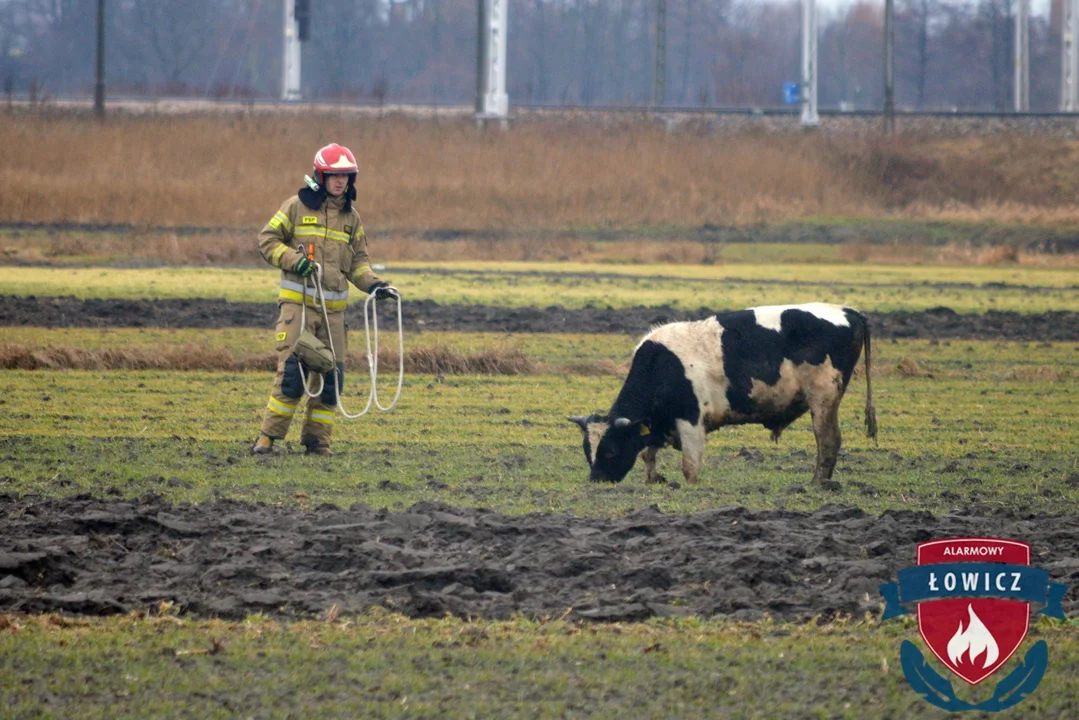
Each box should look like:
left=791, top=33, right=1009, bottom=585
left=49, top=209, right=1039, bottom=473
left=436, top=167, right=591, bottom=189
left=294, top=257, right=316, bottom=278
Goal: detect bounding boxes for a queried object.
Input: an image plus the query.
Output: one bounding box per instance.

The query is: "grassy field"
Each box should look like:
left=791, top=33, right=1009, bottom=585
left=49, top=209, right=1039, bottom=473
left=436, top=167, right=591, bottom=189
left=2, top=328, right=1079, bottom=379
left=1, top=613, right=1077, bottom=719
left=3, top=262, right=1077, bottom=313
left=2, top=335, right=1077, bottom=515
left=5, top=225, right=1079, bottom=270
left=3, top=251, right=1078, bottom=716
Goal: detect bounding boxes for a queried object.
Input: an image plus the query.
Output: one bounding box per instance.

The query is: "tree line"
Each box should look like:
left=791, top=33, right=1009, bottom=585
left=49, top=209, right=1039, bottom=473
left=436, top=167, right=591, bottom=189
left=0, top=0, right=1066, bottom=111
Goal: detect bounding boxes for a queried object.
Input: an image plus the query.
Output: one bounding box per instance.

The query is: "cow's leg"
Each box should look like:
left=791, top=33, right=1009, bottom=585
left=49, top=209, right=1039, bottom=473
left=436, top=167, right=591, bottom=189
left=675, top=420, right=706, bottom=484
left=810, top=400, right=842, bottom=485
left=639, top=445, right=662, bottom=484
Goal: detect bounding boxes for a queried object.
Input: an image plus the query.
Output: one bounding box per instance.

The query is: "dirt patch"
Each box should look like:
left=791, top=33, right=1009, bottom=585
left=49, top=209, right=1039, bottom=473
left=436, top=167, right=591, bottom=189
left=0, top=495, right=1075, bottom=622
left=4, top=296, right=1079, bottom=341
left=4, top=220, right=1079, bottom=253
left=394, top=266, right=1079, bottom=293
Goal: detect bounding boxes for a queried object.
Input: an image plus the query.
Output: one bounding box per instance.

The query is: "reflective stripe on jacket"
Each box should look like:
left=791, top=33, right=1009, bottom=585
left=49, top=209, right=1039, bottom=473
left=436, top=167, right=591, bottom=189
left=257, top=193, right=381, bottom=311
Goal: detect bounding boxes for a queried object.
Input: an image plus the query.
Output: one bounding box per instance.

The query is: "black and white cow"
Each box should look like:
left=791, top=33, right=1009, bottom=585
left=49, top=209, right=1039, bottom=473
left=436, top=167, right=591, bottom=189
left=569, top=303, right=877, bottom=487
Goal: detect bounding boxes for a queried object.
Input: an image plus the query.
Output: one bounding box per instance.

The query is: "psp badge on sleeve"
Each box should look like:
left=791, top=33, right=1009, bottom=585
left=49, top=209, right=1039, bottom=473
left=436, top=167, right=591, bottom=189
left=879, top=537, right=1069, bottom=713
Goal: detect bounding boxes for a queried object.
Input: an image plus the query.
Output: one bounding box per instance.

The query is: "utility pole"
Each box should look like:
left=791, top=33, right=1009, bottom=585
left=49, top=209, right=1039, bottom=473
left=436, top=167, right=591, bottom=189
left=654, top=0, right=667, bottom=107
left=94, top=0, right=105, bottom=118
left=883, top=0, right=895, bottom=134
left=282, top=0, right=305, bottom=101
left=1014, top=0, right=1029, bottom=112
left=801, top=0, right=818, bottom=127
left=475, top=0, right=509, bottom=126
left=1063, top=0, right=1079, bottom=111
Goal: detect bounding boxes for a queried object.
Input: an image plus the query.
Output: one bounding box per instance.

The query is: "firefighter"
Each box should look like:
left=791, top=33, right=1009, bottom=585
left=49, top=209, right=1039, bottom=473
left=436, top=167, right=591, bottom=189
left=252, top=143, right=397, bottom=456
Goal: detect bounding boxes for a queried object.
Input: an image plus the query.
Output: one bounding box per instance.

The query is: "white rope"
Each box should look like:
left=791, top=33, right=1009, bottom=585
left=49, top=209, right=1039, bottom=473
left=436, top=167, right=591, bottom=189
left=296, top=262, right=404, bottom=418
left=333, top=290, right=404, bottom=419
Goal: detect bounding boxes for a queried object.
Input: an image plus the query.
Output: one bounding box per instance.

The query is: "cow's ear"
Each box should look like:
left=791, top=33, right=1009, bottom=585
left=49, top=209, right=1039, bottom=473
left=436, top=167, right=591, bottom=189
left=568, top=415, right=590, bottom=431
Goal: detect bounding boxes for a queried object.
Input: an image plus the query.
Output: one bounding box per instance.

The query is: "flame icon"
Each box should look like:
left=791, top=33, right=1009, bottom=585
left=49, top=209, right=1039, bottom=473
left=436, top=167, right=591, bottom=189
left=947, top=604, right=1000, bottom=669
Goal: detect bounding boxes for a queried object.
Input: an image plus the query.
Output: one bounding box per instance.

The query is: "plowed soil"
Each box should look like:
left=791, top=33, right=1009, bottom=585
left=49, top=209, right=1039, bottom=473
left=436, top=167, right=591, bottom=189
left=5, top=296, right=1079, bottom=340
left=1, top=494, right=1077, bottom=622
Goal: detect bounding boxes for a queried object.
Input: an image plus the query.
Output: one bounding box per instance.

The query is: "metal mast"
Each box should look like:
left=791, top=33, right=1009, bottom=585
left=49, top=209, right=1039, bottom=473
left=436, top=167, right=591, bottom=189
left=1014, top=0, right=1029, bottom=112
left=801, top=0, right=818, bottom=127
left=94, top=0, right=105, bottom=118
left=884, top=0, right=895, bottom=134
left=1064, top=0, right=1079, bottom=111
left=476, top=0, right=509, bottom=123
left=282, top=0, right=302, bottom=101
left=654, top=0, right=667, bottom=107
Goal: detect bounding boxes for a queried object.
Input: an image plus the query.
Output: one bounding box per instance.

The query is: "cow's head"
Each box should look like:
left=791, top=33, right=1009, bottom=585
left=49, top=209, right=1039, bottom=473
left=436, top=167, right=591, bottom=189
left=568, top=414, right=650, bottom=483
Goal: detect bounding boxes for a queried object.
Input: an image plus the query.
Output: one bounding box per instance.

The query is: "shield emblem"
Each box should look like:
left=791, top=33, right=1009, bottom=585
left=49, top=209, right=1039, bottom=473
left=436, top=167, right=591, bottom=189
left=916, top=538, right=1031, bottom=686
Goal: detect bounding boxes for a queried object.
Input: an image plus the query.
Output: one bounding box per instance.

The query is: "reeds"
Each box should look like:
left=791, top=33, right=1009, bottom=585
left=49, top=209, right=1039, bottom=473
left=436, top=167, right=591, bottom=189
left=0, top=342, right=537, bottom=375
left=12, top=113, right=1079, bottom=231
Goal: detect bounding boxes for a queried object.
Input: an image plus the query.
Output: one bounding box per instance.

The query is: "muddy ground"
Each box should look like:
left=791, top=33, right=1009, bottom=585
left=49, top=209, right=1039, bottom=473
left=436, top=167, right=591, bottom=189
left=5, top=296, right=1079, bottom=340
left=4, top=219, right=1079, bottom=252
left=0, top=494, right=1076, bottom=622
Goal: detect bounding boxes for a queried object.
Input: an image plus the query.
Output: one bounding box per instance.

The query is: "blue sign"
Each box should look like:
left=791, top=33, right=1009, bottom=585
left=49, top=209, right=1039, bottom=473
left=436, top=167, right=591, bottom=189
left=782, top=82, right=801, bottom=105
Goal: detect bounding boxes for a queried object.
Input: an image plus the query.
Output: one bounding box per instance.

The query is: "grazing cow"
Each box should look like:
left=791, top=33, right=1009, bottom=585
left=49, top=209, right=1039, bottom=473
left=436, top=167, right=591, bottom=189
left=569, top=303, right=877, bottom=487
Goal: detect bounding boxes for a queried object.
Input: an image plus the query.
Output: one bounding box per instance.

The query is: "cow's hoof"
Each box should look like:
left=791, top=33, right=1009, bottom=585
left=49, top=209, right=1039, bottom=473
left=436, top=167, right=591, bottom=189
left=819, top=480, right=842, bottom=492
left=645, top=473, right=668, bottom=485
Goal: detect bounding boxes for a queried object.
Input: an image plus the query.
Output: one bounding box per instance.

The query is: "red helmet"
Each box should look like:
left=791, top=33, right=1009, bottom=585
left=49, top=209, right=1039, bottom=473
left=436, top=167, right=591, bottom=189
left=312, top=143, right=358, bottom=186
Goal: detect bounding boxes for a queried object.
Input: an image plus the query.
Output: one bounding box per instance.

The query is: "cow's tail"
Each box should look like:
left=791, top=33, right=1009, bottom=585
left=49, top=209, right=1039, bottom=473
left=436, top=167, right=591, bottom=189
left=860, top=312, right=879, bottom=442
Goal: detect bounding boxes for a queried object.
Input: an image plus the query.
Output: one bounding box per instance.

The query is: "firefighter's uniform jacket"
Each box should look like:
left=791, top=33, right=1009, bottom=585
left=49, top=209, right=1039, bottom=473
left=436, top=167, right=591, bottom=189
left=257, top=191, right=382, bottom=448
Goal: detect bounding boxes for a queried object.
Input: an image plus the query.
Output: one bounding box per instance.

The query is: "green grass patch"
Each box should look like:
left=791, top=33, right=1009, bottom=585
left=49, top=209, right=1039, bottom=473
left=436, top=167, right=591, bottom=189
left=5, top=329, right=1079, bottom=381
left=2, top=262, right=1077, bottom=313
left=3, top=338, right=1076, bottom=515
left=0, top=612, right=1077, bottom=719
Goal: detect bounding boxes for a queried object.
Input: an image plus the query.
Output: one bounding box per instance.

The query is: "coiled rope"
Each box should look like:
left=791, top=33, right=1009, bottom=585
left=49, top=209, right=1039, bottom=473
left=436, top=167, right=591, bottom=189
left=296, top=263, right=404, bottom=418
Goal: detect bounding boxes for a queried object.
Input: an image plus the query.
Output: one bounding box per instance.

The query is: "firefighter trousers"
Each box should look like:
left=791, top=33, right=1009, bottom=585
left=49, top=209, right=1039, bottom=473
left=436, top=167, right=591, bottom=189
left=260, top=302, right=347, bottom=448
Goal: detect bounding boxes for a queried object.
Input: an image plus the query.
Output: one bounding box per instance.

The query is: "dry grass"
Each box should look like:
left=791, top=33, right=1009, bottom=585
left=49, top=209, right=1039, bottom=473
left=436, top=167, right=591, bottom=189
left=10, top=229, right=1078, bottom=268
left=8, top=112, right=1079, bottom=231
left=375, top=236, right=721, bottom=265
left=6, top=231, right=256, bottom=266
left=894, top=357, right=933, bottom=378
left=838, top=135, right=1079, bottom=209
left=998, top=365, right=1063, bottom=381
left=2, top=113, right=871, bottom=228
left=0, top=343, right=260, bottom=372
left=0, top=342, right=537, bottom=375
left=835, top=241, right=1079, bottom=267
left=558, top=359, right=627, bottom=377
left=386, top=344, right=536, bottom=375
left=3, top=232, right=721, bottom=267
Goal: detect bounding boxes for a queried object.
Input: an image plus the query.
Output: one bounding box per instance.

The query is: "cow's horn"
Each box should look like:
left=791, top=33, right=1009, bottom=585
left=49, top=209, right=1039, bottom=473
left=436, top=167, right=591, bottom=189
left=567, top=415, right=590, bottom=430
left=613, top=417, right=633, bottom=428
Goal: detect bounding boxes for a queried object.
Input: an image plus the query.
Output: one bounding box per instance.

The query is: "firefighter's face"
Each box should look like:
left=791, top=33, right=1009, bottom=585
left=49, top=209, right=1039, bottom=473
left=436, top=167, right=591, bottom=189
left=325, top=174, right=349, bottom=197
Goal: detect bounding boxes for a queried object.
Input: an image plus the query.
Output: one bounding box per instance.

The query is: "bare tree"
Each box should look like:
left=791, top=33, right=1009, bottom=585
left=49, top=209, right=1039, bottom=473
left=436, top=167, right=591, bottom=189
left=0, top=0, right=1064, bottom=110
left=899, top=0, right=940, bottom=108
left=128, top=0, right=228, bottom=90
left=979, top=0, right=1013, bottom=110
